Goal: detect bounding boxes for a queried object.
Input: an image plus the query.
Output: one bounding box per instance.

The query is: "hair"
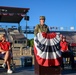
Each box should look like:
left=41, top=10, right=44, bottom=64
left=62, top=36, right=66, bottom=39
left=2, top=34, right=6, bottom=37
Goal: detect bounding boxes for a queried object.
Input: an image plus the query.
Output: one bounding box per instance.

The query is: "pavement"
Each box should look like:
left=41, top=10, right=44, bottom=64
left=0, top=65, right=76, bottom=75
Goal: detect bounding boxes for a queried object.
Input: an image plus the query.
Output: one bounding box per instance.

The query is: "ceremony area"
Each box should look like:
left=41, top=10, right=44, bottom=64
left=0, top=0, right=76, bottom=75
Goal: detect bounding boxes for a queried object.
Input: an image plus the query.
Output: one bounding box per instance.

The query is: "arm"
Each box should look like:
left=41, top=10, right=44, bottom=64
left=63, top=42, right=69, bottom=52
left=8, top=42, right=11, bottom=51
left=0, top=47, right=6, bottom=52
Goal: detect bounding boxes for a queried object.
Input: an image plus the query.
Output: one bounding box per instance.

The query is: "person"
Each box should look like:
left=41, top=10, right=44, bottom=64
left=60, top=34, right=63, bottom=41
left=34, top=16, right=49, bottom=36
left=0, top=34, right=13, bottom=73
left=60, top=36, right=74, bottom=69
left=34, top=16, right=61, bottom=75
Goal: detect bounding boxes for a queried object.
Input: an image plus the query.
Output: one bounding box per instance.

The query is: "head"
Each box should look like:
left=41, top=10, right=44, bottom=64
left=60, top=34, right=63, bottom=41
left=39, top=16, right=45, bottom=25
left=62, top=36, right=66, bottom=42
left=1, top=34, right=6, bottom=41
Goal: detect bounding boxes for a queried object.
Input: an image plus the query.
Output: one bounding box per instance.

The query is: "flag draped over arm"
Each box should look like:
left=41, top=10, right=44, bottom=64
left=34, top=32, right=62, bottom=67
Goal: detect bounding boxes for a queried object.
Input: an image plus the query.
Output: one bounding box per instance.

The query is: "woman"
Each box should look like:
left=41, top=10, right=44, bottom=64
left=60, top=36, right=74, bottom=69
left=0, top=34, right=13, bottom=73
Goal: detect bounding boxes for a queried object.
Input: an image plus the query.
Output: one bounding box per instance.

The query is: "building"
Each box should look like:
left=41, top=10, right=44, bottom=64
left=0, top=6, right=30, bottom=48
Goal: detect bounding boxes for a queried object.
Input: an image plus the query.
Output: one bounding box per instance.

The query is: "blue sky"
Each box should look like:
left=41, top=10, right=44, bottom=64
left=0, top=0, right=76, bottom=39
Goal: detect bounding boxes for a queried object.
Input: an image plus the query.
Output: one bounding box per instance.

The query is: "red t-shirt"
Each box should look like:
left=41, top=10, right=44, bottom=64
left=60, top=41, right=68, bottom=52
left=0, top=41, right=10, bottom=51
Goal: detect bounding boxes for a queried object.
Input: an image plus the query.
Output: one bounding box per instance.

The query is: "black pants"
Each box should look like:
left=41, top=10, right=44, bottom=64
left=61, top=51, right=74, bottom=69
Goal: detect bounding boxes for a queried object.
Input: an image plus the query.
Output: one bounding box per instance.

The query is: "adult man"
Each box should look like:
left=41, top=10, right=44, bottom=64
left=0, top=34, right=13, bottom=73
left=34, top=16, right=49, bottom=35
left=60, top=36, right=74, bottom=69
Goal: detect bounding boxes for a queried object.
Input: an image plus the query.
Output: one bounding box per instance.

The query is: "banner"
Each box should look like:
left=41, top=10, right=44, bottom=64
left=34, top=32, right=61, bottom=67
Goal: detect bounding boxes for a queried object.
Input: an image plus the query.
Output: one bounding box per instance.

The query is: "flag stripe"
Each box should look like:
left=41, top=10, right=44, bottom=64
left=34, top=32, right=61, bottom=67
left=35, top=38, right=60, bottom=52
left=34, top=46, right=61, bottom=66
left=36, top=32, right=60, bottom=46
left=34, top=43, right=61, bottom=59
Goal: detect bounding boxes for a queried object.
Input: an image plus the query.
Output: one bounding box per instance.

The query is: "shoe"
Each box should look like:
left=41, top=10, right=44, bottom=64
left=7, top=69, right=13, bottom=74
left=2, top=63, right=6, bottom=68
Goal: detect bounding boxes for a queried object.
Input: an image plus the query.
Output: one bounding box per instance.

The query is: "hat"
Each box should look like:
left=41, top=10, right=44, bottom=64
left=40, top=16, right=45, bottom=20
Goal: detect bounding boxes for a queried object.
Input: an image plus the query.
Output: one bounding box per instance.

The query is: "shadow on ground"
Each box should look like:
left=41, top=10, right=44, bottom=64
left=0, top=65, right=35, bottom=75
left=61, top=69, right=76, bottom=75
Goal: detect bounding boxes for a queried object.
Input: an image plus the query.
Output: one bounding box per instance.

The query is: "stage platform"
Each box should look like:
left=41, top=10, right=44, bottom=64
left=0, top=65, right=76, bottom=75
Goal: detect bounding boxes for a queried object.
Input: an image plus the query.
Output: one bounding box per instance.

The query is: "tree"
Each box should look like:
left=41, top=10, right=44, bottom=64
left=30, top=39, right=34, bottom=47
left=27, top=38, right=34, bottom=47
left=27, top=39, right=30, bottom=46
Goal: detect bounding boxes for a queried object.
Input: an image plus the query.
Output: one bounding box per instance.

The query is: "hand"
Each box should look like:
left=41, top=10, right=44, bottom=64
left=0, top=47, right=2, bottom=51
left=0, top=47, right=6, bottom=52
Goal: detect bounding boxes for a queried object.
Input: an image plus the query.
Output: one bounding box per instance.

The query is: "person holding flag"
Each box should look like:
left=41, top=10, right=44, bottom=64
left=34, top=16, right=62, bottom=67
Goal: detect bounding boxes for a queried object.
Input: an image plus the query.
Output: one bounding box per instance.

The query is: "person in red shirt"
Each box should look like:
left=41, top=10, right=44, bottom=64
left=0, top=39, right=10, bottom=51
left=0, top=34, right=13, bottom=73
left=60, top=36, right=74, bottom=69
left=60, top=37, right=68, bottom=52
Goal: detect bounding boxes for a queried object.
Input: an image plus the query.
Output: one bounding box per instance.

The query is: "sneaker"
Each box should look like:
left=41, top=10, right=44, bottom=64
left=2, top=63, right=6, bottom=68
left=7, top=69, right=13, bottom=74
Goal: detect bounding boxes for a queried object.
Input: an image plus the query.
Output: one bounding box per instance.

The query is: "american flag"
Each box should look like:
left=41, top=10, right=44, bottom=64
left=34, top=32, right=62, bottom=67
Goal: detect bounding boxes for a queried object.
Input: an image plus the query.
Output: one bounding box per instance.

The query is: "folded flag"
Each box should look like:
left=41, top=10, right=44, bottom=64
left=34, top=32, right=61, bottom=67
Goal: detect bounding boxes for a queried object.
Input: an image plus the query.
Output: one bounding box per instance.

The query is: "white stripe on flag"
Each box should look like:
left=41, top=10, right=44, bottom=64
left=34, top=40, right=61, bottom=59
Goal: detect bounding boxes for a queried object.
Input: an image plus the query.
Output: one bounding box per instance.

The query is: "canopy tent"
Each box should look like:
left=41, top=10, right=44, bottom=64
left=0, top=6, right=30, bottom=23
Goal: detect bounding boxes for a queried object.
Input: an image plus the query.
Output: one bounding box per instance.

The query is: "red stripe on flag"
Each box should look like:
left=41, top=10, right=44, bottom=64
left=42, top=32, right=56, bottom=39
left=34, top=46, right=62, bottom=67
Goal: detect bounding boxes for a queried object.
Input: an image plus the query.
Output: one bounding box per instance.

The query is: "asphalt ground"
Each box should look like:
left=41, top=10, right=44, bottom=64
left=0, top=65, right=76, bottom=75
